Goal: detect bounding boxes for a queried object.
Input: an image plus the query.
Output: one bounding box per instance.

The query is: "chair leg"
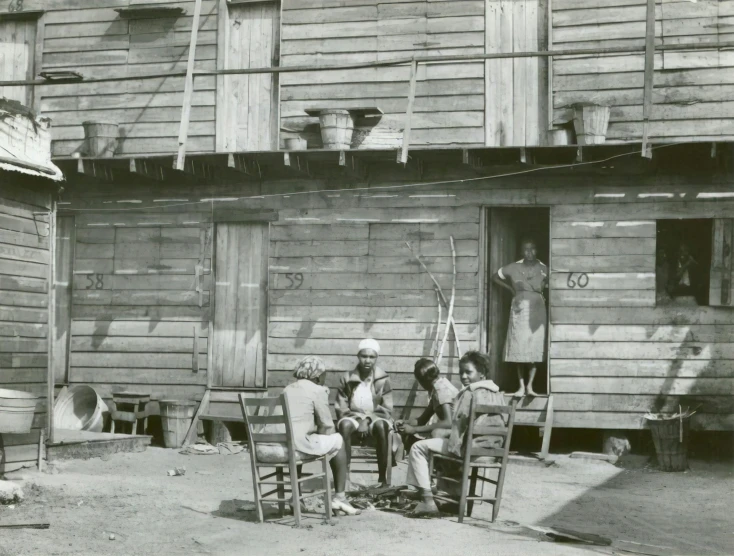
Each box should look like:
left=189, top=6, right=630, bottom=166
left=322, top=456, right=332, bottom=524
left=276, top=467, right=286, bottom=517
left=493, top=462, right=508, bottom=523
left=385, top=431, right=393, bottom=485
left=249, top=464, right=265, bottom=524
left=288, top=460, right=302, bottom=527
left=467, top=468, right=478, bottom=518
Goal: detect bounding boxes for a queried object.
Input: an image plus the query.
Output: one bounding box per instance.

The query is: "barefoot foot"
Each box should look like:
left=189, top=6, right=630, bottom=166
left=512, top=388, right=526, bottom=397
left=526, top=388, right=538, bottom=397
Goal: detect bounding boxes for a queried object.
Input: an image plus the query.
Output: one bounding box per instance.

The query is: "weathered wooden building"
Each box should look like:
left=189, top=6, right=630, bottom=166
left=2, top=0, right=734, bottom=440
left=0, top=101, right=63, bottom=471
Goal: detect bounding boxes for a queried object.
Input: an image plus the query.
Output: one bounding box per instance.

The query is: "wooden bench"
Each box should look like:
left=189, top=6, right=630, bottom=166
left=504, top=394, right=554, bottom=460
left=183, top=388, right=267, bottom=445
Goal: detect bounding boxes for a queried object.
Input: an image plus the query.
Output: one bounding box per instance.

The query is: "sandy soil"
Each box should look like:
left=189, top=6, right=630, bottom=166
left=0, top=448, right=731, bottom=556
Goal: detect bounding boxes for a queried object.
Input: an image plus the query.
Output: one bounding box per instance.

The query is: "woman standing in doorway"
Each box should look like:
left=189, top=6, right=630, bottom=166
left=492, top=239, right=548, bottom=397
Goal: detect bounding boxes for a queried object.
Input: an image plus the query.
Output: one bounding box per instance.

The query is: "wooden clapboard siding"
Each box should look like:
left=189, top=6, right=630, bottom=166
left=66, top=222, right=212, bottom=406
left=0, top=17, right=37, bottom=107
left=550, top=199, right=734, bottom=427
left=552, top=0, right=734, bottom=142
left=53, top=175, right=734, bottom=431
left=0, top=183, right=52, bottom=472
left=280, top=1, right=485, bottom=148
left=32, top=0, right=218, bottom=156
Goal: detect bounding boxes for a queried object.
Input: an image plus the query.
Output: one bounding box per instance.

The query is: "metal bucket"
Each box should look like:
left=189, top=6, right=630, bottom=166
left=646, top=415, right=691, bottom=472
left=0, top=388, right=38, bottom=434
left=318, top=109, right=354, bottom=150
left=82, top=121, right=118, bottom=157
left=54, top=385, right=106, bottom=433
left=160, top=400, right=196, bottom=448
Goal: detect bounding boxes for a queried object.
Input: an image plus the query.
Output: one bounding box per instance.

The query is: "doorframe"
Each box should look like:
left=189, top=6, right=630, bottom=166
left=479, top=205, right=553, bottom=394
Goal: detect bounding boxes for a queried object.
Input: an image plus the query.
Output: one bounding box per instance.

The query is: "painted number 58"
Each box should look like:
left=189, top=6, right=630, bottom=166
left=566, top=272, right=589, bottom=288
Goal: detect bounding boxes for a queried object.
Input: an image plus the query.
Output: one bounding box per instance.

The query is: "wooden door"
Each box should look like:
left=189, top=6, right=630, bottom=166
left=211, top=223, right=268, bottom=388
left=0, top=18, right=37, bottom=107
left=217, top=1, right=279, bottom=151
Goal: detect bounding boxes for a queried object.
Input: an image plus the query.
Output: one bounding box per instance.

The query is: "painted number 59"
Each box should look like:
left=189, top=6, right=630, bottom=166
left=284, top=273, right=304, bottom=289
left=566, top=272, right=589, bottom=289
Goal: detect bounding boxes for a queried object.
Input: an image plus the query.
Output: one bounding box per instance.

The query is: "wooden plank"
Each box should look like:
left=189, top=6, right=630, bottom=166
left=71, top=320, right=208, bottom=337
left=71, top=305, right=209, bottom=321
left=551, top=220, right=656, bottom=239
left=71, top=352, right=208, bottom=369
left=269, top=272, right=476, bottom=291
left=268, top=321, right=477, bottom=341
left=52, top=216, right=74, bottom=384
left=551, top=324, right=734, bottom=343
left=552, top=376, right=734, bottom=396
left=551, top=306, right=734, bottom=325
left=0, top=275, right=47, bottom=294
left=552, top=255, right=654, bottom=272
left=549, top=272, right=655, bottom=290
left=551, top=289, right=656, bottom=307
left=70, top=368, right=208, bottom=386
left=72, top=274, right=208, bottom=291
left=551, top=341, right=734, bottom=360
left=551, top=358, right=734, bottom=378
left=72, top=290, right=208, bottom=306
left=269, top=256, right=479, bottom=274
left=269, top=289, right=478, bottom=307
left=552, top=238, right=655, bottom=256
left=71, top=336, right=208, bottom=353
left=270, top=305, right=477, bottom=323
left=269, top=338, right=460, bottom=357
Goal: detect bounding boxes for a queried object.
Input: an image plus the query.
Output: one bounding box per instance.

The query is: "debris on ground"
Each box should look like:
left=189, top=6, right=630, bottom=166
left=179, top=443, right=219, bottom=456
left=235, top=501, right=257, bottom=512
left=0, top=480, right=24, bottom=504
left=216, top=442, right=246, bottom=455
left=569, top=452, right=618, bottom=463
left=109, top=534, right=116, bottom=541
left=167, top=467, right=186, bottom=477
left=0, top=522, right=50, bottom=530
left=545, top=526, right=612, bottom=546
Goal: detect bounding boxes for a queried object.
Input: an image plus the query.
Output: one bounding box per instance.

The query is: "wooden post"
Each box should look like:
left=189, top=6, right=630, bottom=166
left=641, top=0, right=655, bottom=158
left=399, top=59, right=418, bottom=165
left=46, top=202, right=56, bottom=444
left=176, top=0, right=203, bottom=171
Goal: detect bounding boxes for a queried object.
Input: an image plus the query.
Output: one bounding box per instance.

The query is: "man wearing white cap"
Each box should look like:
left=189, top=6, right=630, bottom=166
left=335, top=338, right=394, bottom=486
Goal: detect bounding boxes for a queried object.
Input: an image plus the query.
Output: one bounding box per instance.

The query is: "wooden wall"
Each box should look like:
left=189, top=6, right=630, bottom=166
left=0, top=180, right=51, bottom=472
left=279, top=0, right=489, bottom=148
left=552, top=0, right=734, bottom=142
left=54, top=163, right=734, bottom=431
left=12, top=0, right=220, bottom=157
left=66, top=214, right=212, bottom=416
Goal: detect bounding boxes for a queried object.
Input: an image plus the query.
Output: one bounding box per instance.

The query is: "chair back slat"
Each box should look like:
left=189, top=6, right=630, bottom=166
left=247, top=414, right=287, bottom=425
left=474, top=403, right=513, bottom=415
left=471, top=446, right=505, bottom=458
left=251, top=432, right=288, bottom=443
left=472, top=426, right=508, bottom=436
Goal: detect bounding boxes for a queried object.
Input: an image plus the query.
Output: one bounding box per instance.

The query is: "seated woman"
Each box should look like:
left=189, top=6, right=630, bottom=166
left=257, top=355, right=360, bottom=516
left=403, top=351, right=506, bottom=517
left=335, top=338, right=394, bottom=486
left=396, top=358, right=458, bottom=452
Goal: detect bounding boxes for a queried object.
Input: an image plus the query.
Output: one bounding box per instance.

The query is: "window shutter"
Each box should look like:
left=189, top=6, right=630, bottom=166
left=710, top=218, right=734, bottom=306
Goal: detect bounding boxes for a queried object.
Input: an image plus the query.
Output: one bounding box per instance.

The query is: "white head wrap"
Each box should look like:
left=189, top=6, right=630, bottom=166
left=358, top=338, right=380, bottom=355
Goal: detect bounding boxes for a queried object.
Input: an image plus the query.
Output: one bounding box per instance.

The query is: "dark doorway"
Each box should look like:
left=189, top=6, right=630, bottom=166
left=486, top=207, right=550, bottom=394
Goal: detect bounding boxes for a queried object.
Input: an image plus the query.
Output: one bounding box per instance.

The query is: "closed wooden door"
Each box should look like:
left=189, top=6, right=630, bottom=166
left=0, top=18, right=37, bottom=107
left=211, top=223, right=268, bottom=388
left=218, top=1, right=279, bottom=151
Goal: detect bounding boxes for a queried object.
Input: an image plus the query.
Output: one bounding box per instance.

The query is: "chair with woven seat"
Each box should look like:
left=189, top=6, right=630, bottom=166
left=429, top=399, right=516, bottom=523
left=239, top=393, right=332, bottom=527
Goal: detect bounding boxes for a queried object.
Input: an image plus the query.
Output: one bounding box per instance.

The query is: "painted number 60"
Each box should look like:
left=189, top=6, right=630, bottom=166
left=566, top=272, right=589, bottom=289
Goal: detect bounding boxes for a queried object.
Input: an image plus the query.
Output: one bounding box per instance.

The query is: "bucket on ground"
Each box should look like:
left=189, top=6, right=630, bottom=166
left=54, top=385, right=107, bottom=433
left=0, top=388, right=39, bottom=434
left=646, top=414, right=691, bottom=472
left=160, top=400, right=196, bottom=448
left=82, top=121, right=118, bottom=157
left=317, top=109, right=355, bottom=150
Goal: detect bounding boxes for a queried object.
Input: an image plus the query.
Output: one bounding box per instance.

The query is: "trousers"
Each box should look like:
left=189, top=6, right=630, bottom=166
left=406, top=438, right=449, bottom=490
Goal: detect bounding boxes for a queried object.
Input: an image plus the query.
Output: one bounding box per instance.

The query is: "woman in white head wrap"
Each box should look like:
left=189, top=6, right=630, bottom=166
left=334, top=339, right=394, bottom=486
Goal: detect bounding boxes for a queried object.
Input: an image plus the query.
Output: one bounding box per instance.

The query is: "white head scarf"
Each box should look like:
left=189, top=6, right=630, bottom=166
left=358, top=338, right=380, bottom=355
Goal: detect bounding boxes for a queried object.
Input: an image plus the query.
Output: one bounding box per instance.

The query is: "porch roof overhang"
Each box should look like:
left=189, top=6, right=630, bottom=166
left=51, top=142, right=733, bottom=187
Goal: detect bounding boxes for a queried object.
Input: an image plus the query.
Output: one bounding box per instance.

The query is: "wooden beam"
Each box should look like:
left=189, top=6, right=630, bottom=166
left=228, top=153, right=262, bottom=178
left=641, top=0, right=655, bottom=159
left=175, top=0, right=203, bottom=171
left=47, top=204, right=56, bottom=444
left=76, top=159, right=115, bottom=182
left=399, top=59, right=419, bottom=165
left=129, top=158, right=167, bottom=181
left=211, top=209, right=279, bottom=223
left=339, top=150, right=367, bottom=180
left=283, top=152, right=311, bottom=177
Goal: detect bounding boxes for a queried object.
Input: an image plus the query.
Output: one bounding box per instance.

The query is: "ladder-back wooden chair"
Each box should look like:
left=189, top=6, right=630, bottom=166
left=239, top=393, right=332, bottom=526
left=429, top=398, right=516, bottom=523
left=348, top=429, right=396, bottom=486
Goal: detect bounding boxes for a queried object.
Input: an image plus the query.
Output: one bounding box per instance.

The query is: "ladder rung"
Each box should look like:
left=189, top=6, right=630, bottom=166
left=297, top=473, right=326, bottom=483
left=258, top=480, right=290, bottom=486
left=466, top=496, right=496, bottom=502
left=434, top=475, right=461, bottom=483
left=300, top=490, right=328, bottom=500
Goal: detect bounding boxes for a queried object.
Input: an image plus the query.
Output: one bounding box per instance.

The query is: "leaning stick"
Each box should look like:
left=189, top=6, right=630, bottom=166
left=405, top=242, right=463, bottom=356
left=437, top=236, right=457, bottom=366
left=432, top=288, right=442, bottom=361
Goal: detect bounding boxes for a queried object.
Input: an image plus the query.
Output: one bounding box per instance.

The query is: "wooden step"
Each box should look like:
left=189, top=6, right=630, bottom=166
left=47, top=429, right=151, bottom=462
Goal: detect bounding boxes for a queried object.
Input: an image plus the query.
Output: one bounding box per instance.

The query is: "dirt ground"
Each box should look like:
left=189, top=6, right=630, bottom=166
left=0, top=448, right=732, bottom=556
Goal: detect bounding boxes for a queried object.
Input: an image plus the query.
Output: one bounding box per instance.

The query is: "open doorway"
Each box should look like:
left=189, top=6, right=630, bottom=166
left=486, top=207, right=550, bottom=394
